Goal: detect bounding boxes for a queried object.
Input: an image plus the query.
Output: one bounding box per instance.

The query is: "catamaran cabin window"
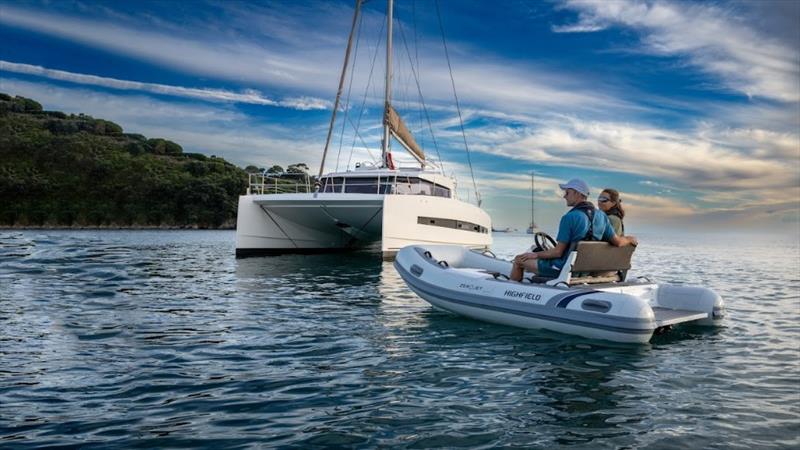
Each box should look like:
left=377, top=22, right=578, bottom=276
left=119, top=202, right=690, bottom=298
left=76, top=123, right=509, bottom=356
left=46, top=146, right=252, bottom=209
left=433, top=184, right=451, bottom=198
left=416, top=179, right=433, bottom=196
left=322, top=177, right=344, bottom=193
left=394, top=177, right=413, bottom=195
left=344, top=177, right=379, bottom=194
left=394, top=177, right=435, bottom=195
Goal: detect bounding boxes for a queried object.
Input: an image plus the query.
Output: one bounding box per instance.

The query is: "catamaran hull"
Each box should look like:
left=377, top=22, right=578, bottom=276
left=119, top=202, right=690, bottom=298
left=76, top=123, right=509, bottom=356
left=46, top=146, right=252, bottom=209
left=235, top=193, right=492, bottom=259
left=394, top=245, right=725, bottom=344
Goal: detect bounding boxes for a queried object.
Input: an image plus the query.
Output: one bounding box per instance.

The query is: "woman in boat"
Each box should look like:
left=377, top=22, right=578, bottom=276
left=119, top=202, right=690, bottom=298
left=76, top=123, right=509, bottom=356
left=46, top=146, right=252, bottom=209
left=598, top=188, right=625, bottom=236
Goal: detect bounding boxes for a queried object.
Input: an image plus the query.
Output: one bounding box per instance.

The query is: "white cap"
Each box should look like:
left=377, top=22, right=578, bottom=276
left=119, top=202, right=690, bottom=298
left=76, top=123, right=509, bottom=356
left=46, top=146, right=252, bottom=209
left=559, top=178, right=590, bottom=196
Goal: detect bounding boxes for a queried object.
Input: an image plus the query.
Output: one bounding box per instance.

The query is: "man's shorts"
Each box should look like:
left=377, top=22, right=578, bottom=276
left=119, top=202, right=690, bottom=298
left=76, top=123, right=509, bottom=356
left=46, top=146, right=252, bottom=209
left=537, top=259, right=562, bottom=278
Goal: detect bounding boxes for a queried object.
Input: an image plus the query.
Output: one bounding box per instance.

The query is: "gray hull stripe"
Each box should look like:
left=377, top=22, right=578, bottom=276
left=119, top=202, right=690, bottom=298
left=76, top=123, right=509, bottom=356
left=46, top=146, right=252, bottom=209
left=395, top=262, right=654, bottom=335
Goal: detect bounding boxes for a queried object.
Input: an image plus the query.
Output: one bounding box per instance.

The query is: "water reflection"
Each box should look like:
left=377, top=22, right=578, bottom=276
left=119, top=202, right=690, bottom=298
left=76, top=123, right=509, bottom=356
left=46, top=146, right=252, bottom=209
left=1, top=230, right=797, bottom=448
left=376, top=261, right=654, bottom=446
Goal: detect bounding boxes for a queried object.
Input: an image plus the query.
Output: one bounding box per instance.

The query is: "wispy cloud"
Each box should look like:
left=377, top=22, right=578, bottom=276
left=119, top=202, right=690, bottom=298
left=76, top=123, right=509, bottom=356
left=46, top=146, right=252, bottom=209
left=0, top=4, right=341, bottom=95
left=551, top=22, right=606, bottom=33
left=553, top=0, right=800, bottom=102
left=0, top=3, right=648, bottom=120
left=0, top=61, right=329, bottom=110
left=0, top=79, right=326, bottom=168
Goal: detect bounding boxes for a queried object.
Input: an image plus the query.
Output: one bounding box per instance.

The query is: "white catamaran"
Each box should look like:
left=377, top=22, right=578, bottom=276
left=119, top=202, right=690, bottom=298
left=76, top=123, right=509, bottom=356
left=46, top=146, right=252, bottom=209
left=236, top=0, right=492, bottom=260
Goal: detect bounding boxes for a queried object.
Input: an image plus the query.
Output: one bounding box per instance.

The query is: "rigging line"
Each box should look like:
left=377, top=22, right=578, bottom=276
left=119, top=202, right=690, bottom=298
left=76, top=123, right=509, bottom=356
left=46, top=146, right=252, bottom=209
left=318, top=0, right=362, bottom=179
left=346, top=115, right=377, bottom=162
left=259, top=205, right=299, bottom=249
left=434, top=0, right=479, bottom=205
left=342, top=207, right=383, bottom=247
left=412, top=0, right=424, bottom=152
left=347, top=15, right=385, bottom=169
left=396, top=18, right=445, bottom=173
left=359, top=206, right=384, bottom=232
left=335, top=7, right=366, bottom=172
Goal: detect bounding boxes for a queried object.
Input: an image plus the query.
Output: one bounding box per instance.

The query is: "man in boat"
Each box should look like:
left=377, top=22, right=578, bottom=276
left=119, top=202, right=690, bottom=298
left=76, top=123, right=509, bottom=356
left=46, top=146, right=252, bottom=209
left=510, top=178, right=638, bottom=281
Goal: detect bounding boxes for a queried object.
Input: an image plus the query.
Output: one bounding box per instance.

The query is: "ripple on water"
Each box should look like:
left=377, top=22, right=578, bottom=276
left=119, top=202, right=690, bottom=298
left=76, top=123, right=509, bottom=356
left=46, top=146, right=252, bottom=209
left=0, top=230, right=798, bottom=448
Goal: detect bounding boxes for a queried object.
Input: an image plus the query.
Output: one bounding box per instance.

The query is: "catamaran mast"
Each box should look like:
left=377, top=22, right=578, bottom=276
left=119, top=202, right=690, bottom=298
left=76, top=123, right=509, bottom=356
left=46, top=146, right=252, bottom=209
left=317, top=0, right=362, bottom=180
left=381, top=0, right=394, bottom=168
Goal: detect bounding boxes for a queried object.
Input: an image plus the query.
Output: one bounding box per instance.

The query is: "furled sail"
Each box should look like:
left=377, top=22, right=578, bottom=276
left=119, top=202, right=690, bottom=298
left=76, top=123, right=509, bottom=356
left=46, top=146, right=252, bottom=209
left=384, top=103, right=425, bottom=164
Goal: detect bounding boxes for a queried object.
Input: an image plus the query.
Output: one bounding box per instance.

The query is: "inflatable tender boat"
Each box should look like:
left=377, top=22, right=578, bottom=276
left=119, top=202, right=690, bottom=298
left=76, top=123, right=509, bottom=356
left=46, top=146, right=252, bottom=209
left=394, top=242, right=725, bottom=344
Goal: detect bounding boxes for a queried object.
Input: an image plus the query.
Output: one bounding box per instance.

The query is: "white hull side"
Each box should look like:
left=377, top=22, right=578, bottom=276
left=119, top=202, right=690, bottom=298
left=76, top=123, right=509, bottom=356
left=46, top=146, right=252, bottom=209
left=235, top=193, right=492, bottom=258
left=235, top=193, right=384, bottom=256
left=381, top=194, right=491, bottom=259
left=410, top=285, right=651, bottom=344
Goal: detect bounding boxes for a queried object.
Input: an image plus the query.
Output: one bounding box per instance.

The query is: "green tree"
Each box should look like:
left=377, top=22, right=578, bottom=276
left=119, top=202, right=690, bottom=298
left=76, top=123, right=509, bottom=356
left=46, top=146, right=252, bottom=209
left=266, top=165, right=284, bottom=174
left=286, top=163, right=308, bottom=174
left=0, top=92, right=247, bottom=228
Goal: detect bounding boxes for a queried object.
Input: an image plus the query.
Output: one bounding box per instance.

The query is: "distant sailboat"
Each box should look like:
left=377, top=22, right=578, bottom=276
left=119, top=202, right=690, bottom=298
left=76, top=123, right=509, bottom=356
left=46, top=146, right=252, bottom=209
left=235, top=0, right=492, bottom=260
left=526, top=171, right=539, bottom=234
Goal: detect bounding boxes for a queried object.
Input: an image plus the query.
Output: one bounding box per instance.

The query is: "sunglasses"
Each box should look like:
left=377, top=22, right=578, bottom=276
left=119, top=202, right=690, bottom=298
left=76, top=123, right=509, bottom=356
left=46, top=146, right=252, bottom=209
left=597, top=196, right=611, bottom=203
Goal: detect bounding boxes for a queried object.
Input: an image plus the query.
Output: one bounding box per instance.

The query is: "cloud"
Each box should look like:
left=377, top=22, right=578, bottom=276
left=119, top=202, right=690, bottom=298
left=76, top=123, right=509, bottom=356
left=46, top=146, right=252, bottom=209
left=623, top=193, right=800, bottom=231
left=0, top=3, right=649, bottom=121
left=551, top=22, right=607, bottom=33
left=3, top=2, right=797, bottom=234
left=0, top=61, right=330, bottom=110
left=0, top=78, right=326, bottom=168
left=467, top=116, right=799, bottom=204
left=0, top=4, right=342, bottom=95
left=553, top=0, right=800, bottom=102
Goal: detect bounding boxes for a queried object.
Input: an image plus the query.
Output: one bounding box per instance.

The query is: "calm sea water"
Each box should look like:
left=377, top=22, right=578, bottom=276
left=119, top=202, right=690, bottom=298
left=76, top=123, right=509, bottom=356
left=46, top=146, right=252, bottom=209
left=1, top=230, right=798, bottom=449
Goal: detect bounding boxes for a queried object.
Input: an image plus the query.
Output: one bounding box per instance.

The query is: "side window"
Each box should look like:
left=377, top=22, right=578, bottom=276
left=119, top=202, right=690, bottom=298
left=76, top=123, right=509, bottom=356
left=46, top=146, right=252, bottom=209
left=379, top=176, right=394, bottom=194
left=417, top=179, right=433, bottom=196
left=433, top=184, right=451, bottom=198
left=323, top=177, right=344, bottom=193
left=403, top=177, right=432, bottom=195
left=344, top=177, right=379, bottom=194
left=394, top=176, right=413, bottom=195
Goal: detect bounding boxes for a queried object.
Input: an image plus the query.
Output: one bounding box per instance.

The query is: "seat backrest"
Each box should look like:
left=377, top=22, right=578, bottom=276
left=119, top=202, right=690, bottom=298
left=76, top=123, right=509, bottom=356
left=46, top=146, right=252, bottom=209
left=542, top=241, right=637, bottom=287
left=571, top=241, right=635, bottom=272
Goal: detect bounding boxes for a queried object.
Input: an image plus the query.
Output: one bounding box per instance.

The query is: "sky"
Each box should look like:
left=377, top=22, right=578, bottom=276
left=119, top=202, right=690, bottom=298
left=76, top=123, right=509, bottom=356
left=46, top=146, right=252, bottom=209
left=1, top=0, right=799, bottom=234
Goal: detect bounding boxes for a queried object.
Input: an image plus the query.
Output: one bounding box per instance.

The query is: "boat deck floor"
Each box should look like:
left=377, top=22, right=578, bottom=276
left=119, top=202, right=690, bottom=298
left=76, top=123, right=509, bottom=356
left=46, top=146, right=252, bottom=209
left=653, top=307, right=708, bottom=327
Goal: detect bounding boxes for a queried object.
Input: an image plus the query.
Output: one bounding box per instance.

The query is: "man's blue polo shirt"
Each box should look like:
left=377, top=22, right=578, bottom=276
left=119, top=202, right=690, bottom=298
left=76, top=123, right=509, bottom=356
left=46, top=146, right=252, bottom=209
left=544, top=207, right=615, bottom=271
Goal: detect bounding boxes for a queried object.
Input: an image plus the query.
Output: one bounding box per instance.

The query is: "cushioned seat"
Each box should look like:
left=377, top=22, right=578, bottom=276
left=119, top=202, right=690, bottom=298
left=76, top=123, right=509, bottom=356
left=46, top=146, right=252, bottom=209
left=529, top=241, right=636, bottom=285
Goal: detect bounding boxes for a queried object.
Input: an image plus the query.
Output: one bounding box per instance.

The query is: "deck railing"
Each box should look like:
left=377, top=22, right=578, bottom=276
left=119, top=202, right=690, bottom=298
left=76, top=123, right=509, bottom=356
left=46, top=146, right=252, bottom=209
left=247, top=173, right=312, bottom=195
left=247, top=172, right=455, bottom=199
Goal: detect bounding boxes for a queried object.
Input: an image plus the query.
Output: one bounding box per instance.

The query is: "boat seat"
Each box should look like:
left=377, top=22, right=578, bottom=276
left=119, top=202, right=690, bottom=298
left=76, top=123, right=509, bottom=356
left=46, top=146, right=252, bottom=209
left=531, top=241, right=636, bottom=286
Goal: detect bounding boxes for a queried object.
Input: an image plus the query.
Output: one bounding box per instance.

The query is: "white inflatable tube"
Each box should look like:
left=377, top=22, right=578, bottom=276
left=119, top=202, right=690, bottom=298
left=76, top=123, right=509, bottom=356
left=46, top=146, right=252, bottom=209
left=394, top=245, right=724, bottom=344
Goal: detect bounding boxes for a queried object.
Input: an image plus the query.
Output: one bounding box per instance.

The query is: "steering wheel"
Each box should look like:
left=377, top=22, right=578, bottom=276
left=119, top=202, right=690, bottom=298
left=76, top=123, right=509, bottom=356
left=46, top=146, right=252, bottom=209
left=533, top=231, right=557, bottom=252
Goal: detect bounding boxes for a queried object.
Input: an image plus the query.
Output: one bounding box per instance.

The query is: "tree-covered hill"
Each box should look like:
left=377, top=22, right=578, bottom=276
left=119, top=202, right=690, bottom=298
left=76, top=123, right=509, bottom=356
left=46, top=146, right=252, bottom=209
left=0, top=93, right=249, bottom=228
